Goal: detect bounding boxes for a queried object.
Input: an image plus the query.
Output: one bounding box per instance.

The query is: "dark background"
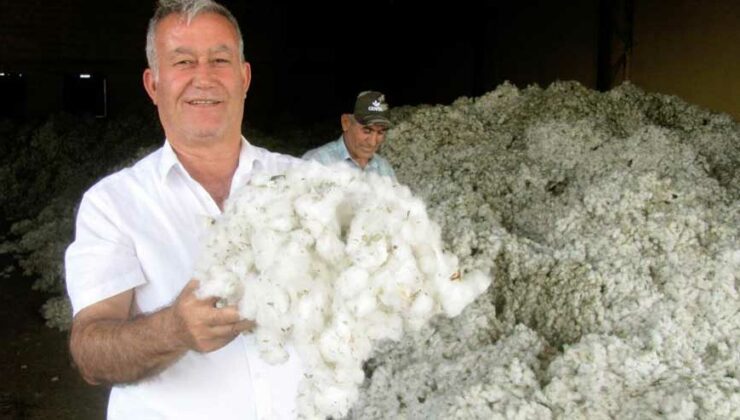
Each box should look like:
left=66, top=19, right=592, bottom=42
left=4, top=0, right=737, bottom=130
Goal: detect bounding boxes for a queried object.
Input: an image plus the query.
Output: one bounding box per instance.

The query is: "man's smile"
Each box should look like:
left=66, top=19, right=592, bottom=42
left=185, top=98, right=223, bottom=106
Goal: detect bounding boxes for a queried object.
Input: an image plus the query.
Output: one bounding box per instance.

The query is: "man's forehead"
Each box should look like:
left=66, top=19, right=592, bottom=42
left=156, top=13, right=239, bottom=53
left=157, top=12, right=238, bottom=39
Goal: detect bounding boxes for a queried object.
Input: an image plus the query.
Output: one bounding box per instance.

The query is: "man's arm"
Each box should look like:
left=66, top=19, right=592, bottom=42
left=69, top=279, right=255, bottom=385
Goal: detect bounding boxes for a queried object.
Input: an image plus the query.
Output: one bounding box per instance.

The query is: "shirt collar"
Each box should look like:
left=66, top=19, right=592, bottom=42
left=232, top=137, right=264, bottom=192
left=157, top=137, right=261, bottom=184
left=337, top=135, right=353, bottom=162
left=158, top=140, right=180, bottom=182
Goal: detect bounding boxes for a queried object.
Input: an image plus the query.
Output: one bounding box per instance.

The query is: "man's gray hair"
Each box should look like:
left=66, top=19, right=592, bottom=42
left=145, top=0, right=245, bottom=76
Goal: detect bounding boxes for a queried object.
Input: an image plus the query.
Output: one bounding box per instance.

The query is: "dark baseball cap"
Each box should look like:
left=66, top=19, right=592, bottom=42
left=353, top=91, right=391, bottom=127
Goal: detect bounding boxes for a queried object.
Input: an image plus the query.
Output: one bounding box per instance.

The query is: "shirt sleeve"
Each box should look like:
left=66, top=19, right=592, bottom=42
left=65, top=189, right=147, bottom=315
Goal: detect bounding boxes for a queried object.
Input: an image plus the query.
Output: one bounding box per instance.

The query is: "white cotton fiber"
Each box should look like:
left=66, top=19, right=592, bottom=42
left=347, top=81, right=739, bottom=419
left=195, top=160, right=491, bottom=419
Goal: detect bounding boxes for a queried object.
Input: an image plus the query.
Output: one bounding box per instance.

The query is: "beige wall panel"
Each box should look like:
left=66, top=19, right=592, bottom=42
left=632, top=0, right=740, bottom=120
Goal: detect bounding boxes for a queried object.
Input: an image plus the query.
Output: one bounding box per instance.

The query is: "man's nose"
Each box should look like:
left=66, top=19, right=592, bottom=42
left=192, top=63, right=216, bottom=88
left=367, top=132, right=381, bottom=146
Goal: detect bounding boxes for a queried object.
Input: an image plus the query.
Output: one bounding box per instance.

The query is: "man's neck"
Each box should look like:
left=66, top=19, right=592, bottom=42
left=170, top=137, right=241, bottom=209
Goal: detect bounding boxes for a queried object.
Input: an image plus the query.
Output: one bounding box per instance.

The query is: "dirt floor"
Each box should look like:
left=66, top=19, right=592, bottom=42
left=0, top=254, right=108, bottom=420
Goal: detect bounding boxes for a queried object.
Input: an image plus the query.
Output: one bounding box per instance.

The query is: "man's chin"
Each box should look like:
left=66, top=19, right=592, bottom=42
left=177, top=128, right=227, bottom=145
left=192, top=124, right=226, bottom=138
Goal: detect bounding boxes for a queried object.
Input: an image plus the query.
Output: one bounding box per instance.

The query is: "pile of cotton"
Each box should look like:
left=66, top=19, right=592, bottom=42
left=194, top=160, right=491, bottom=419
left=346, top=81, right=739, bottom=418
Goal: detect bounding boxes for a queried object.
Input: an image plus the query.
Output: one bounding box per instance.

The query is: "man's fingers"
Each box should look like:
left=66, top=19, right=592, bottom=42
left=181, top=279, right=201, bottom=294
left=205, top=306, right=242, bottom=326
left=207, top=318, right=256, bottom=338
left=233, top=319, right=256, bottom=334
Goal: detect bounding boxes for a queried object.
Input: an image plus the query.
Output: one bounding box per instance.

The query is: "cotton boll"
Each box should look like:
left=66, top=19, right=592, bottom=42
left=242, top=274, right=265, bottom=303
left=416, top=244, right=441, bottom=277
left=251, top=170, right=283, bottom=187
left=267, top=214, right=296, bottom=232
left=437, top=270, right=492, bottom=317
left=345, top=226, right=389, bottom=270
left=251, top=228, right=284, bottom=272
left=228, top=255, right=252, bottom=279
left=439, top=252, right=460, bottom=276
left=264, top=197, right=297, bottom=232
left=315, top=229, right=346, bottom=266
left=265, top=234, right=312, bottom=286
left=313, top=383, right=358, bottom=419
left=294, top=342, right=323, bottom=372
left=348, top=289, right=378, bottom=318
left=373, top=257, right=422, bottom=312
left=196, top=265, right=241, bottom=302
left=333, top=364, right=366, bottom=386
left=296, top=188, right=345, bottom=228
left=336, top=266, right=369, bottom=300
left=385, top=255, right=424, bottom=307
left=406, top=291, right=436, bottom=330
left=298, top=217, right=324, bottom=239
left=305, top=258, right=334, bottom=288
left=258, top=283, right=292, bottom=330
left=288, top=160, right=343, bottom=187
left=365, top=311, right=404, bottom=341
left=295, top=389, right=317, bottom=420
left=255, top=328, right=289, bottom=364
left=349, top=237, right=388, bottom=270
left=319, top=314, right=356, bottom=366
left=319, top=327, right=346, bottom=365
left=293, top=192, right=322, bottom=218
left=237, top=274, right=260, bottom=319
left=345, top=206, right=392, bottom=270
left=292, top=288, right=329, bottom=339
left=347, top=330, right=373, bottom=363
left=399, top=200, right=432, bottom=243
left=376, top=283, right=405, bottom=311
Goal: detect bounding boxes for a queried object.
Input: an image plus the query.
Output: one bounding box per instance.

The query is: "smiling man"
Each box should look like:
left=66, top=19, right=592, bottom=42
left=303, top=91, right=397, bottom=179
left=65, top=1, right=303, bottom=419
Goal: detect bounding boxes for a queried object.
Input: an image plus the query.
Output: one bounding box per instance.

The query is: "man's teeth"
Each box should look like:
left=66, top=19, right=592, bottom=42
left=188, top=100, right=219, bottom=104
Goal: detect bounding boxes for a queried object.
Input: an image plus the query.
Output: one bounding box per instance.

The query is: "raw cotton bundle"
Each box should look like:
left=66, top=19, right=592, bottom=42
left=195, top=160, right=491, bottom=418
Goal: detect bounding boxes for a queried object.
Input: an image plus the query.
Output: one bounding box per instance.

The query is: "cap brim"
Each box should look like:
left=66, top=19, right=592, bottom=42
left=357, top=116, right=391, bottom=127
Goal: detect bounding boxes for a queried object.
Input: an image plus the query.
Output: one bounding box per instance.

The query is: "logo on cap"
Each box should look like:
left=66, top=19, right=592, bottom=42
left=369, top=99, right=384, bottom=112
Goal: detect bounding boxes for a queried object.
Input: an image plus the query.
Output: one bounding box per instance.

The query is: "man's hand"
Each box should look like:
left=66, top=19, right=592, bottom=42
left=70, top=279, right=255, bottom=385
left=170, top=279, right=256, bottom=353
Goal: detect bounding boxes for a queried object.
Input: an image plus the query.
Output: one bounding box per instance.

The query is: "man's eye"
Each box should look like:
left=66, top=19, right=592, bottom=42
left=214, top=58, right=230, bottom=64
left=175, top=60, right=193, bottom=66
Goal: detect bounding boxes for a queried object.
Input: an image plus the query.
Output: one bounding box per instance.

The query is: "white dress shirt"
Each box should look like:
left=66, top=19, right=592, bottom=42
left=66, top=138, right=304, bottom=420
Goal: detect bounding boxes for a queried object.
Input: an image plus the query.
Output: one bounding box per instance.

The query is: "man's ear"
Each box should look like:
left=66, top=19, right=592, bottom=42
left=242, top=61, right=252, bottom=97
left=341, top=114, right=352, bottom=132
left=143, top=68, right=158, bottom=105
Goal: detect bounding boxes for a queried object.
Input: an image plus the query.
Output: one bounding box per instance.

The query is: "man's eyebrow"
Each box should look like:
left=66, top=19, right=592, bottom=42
left=209, top=45, right=233, bottom=54
left=171, top=47, right=195, bottom=56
